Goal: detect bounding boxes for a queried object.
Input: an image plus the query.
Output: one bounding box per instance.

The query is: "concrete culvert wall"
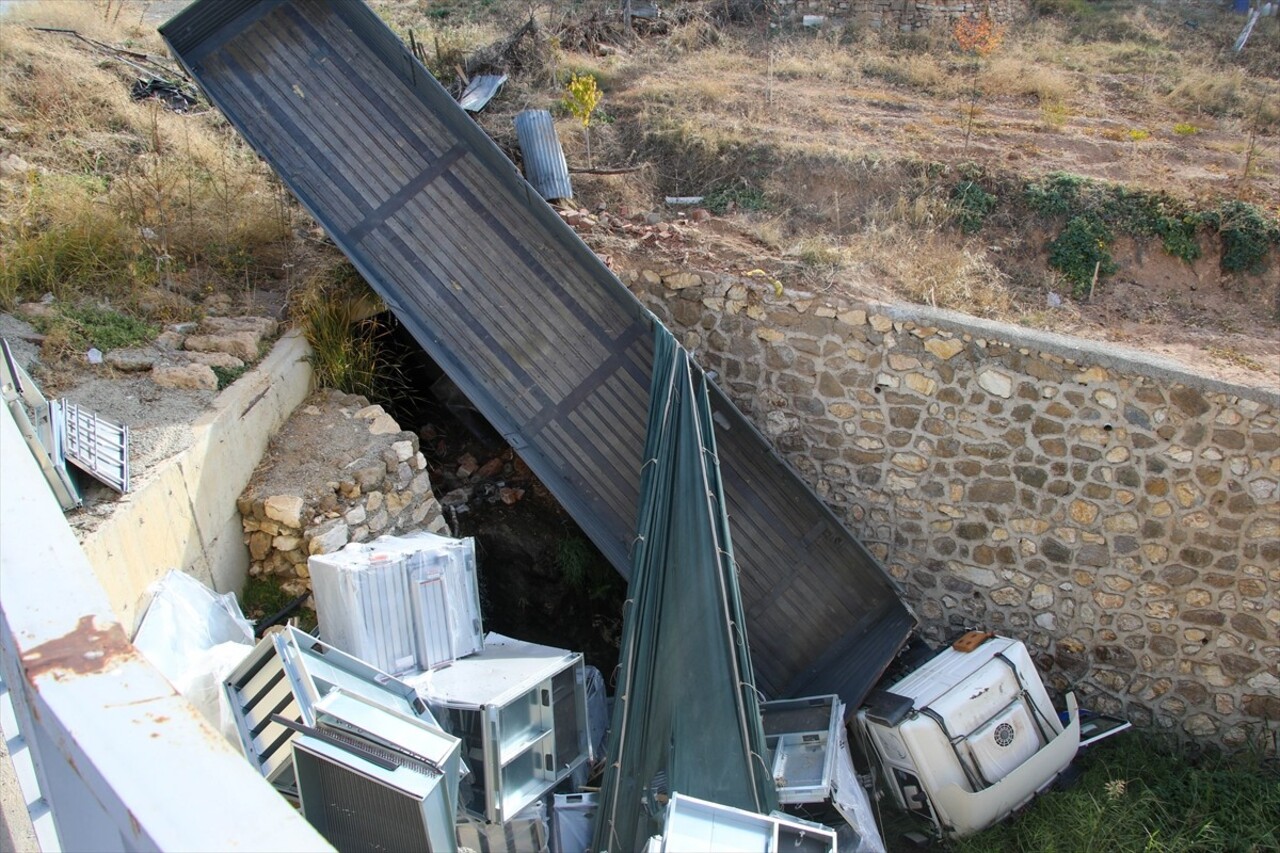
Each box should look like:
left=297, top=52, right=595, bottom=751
left=624, top=264, right=1279, bottom=754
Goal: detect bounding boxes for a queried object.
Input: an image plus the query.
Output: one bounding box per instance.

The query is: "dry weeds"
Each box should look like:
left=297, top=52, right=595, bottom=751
left=1, top=4, right=289, bottom=312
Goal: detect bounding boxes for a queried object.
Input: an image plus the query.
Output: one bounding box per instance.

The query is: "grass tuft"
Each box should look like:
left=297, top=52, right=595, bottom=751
left=952, top=733, right=1280, bottom=853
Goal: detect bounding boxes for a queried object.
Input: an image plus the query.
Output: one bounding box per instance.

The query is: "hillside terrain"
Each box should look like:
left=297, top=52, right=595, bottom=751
left=1, top=0, right=1276, bottom=390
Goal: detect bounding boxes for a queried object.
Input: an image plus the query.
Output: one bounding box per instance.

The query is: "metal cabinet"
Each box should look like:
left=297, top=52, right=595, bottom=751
left=309, top=532, right=484, bottom=676
left=418, top=634, right=589, bottom=824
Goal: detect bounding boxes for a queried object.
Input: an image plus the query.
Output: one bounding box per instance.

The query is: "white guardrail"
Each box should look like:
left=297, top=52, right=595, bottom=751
left=0, top=401, right=331, bottom=852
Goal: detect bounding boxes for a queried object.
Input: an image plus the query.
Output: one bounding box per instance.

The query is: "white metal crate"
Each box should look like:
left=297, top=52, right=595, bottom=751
left=414, top=633, right=589, bottom=824
left=309, top=531, right=484, bottom=676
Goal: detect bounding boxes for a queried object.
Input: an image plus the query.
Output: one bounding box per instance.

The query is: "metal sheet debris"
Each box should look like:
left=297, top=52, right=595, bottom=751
left=1, top=338, right=79, bottom=509
left=61, top=400, right=130, bottom=493
left=658, top=792, right=838, bottom=853
left=458, top=73, right=507, bottom=112
left=223, top=626, right=440, bottom=793
left=514, top=109, right=573, bottom=201
left=308, top=532, right=484, bottom=675
left=293, top=690, right=462, bottom=852
left=415, top=633, right=589, bottom=825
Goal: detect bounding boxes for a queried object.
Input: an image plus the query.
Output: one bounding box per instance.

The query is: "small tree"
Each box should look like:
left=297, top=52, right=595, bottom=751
left=953, top=11, right=1006, bottom=156
left=563, top=72, right=603, bottom=167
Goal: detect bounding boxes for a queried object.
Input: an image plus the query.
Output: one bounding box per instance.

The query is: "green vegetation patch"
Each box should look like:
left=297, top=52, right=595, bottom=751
left=1205, top=200, right=1280, bottom=276
left=703, top=183, right=769, bottom=215
left=1020, top=172, right=1273, bottom=295
left=554, top=535, right=623, bottom=602
left=953, top=733, right=1280, bottom=853
left=950, top=180, right=998, bottom=234
left=31, top=304, right=158, bottom=353
left=212, top=363, right=250, bottom=390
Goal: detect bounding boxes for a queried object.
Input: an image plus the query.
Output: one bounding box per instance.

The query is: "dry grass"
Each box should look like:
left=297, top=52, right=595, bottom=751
left=861, top=53, right=950, bottom=93
left=0, top=6, right=290, bottom=311
left=1166, top=67, right=1248, bottom=118
left=983, top=55, right=1074, bottom=105
left=863, top=232, right=1014, bottom=318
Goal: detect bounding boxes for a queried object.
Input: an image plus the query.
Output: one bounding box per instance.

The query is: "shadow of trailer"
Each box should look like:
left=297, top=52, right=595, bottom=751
left=160, top=0, right=914, bottom=708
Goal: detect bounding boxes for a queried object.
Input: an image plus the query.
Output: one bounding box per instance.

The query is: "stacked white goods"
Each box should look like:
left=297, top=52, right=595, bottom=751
left=309, top=531, right=484, bottom=676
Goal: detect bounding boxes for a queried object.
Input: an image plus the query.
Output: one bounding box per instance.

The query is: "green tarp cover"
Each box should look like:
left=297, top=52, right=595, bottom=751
left=593, top=328, right=777, bottom=852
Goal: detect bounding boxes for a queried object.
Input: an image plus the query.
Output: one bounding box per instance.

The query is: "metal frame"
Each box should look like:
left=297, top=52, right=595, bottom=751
left=419, top=636, right=589, bottom=824
left=760, top=694, right=843, bottom=805
left=223, top=625, right=436, bottom=791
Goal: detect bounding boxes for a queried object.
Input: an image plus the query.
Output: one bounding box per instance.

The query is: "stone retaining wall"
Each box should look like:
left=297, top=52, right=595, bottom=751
left=238, top=390, right=448, bottom=597
left=623, top=265, right=1279, bottom=752
left=778, top=0, right=1027, bottom=30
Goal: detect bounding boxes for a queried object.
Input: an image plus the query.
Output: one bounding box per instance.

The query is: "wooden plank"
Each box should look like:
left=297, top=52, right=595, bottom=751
left=229, top=28, right=403, bottom=207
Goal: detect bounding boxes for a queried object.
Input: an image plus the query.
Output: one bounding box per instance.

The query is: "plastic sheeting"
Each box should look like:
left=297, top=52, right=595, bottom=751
left=553, top=793, right=598, bottom=853
left=132, top=570, right=255, bottom=748
left=832, top=725, right=887, bottom=853
left=593, top=328, right=777, bottom=852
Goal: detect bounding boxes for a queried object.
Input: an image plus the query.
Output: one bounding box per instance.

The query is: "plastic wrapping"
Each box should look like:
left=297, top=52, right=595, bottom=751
left=553, top=792, right=598, bottom=853
left=309, top=531, right=483, bottom=676
left=584, top=665, right=608, bottom=764
left=132, top=570, right=254, bottom=748
left=832, top=726, right=887, bottom=853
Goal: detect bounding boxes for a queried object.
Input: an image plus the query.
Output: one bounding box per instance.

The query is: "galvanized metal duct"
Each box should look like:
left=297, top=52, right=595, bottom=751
left=514, top=109, right=572, bottom=201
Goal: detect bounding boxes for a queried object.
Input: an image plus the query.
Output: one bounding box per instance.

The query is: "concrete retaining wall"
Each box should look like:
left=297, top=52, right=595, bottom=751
left=78, top=331, right=313, bottom=631
left=779, top=0, right=1028, bottom=30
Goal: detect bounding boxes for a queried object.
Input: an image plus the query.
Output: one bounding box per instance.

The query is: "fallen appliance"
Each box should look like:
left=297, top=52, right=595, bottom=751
left=414, top=632, right=589, bottom=825
left=291, top=689, right=463, bottom=853
left=856, top=633, right=1081, bottom=839
left=649, top=792, right=838, bottom=853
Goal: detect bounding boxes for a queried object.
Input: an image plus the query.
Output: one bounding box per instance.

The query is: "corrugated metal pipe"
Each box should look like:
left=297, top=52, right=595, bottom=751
left=514, top=109, right=572, bottom=201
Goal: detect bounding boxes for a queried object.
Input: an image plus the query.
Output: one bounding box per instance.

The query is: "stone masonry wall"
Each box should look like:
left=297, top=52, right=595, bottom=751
left=238, top=389, right=449, bottom=598
left=622, top=266, right=1279, bottom=752
left=779, top=0, right=1027, bottom=31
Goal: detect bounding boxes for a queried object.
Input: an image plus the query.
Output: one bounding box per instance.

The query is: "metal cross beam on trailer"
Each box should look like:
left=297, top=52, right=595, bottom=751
left=160, top=0, right=914, bottom=706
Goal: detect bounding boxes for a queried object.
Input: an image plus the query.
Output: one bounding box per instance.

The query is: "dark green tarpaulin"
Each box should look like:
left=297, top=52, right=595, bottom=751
left=593, top=328, right=778, bottom=852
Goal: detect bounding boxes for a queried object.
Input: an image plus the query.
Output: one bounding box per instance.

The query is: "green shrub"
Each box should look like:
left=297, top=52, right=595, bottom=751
left=704, top=183, right=769, bottom=215
left=1207, top=200, right=1280, bottom=275
left=1048, top=215, right=1117, bottom=296
left=950, top=180, right=998, bottom=234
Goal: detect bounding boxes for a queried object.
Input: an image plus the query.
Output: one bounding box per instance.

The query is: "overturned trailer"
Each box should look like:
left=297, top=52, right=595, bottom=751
left=160, top=0, right=913, bottom=707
